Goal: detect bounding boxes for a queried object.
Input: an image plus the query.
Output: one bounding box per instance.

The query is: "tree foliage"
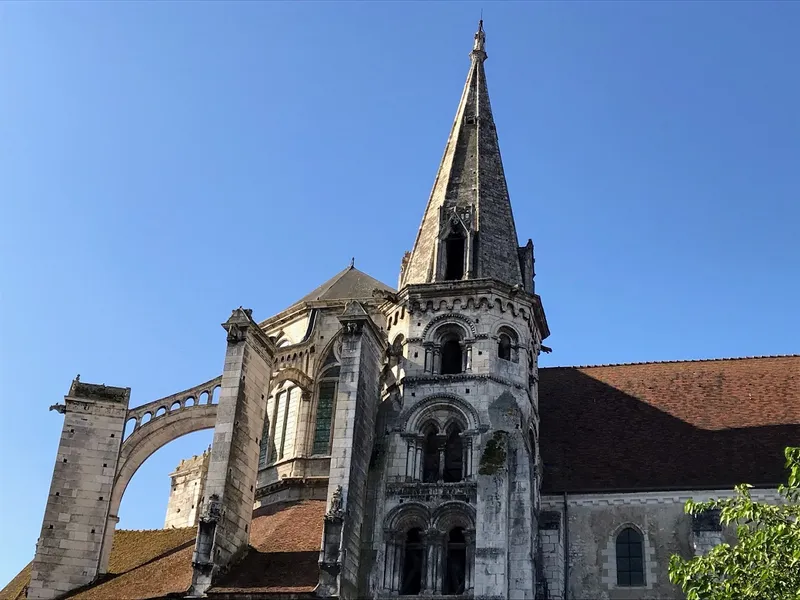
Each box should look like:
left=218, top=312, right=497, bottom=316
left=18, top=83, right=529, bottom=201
left=668, top=447, right=800, bottom=600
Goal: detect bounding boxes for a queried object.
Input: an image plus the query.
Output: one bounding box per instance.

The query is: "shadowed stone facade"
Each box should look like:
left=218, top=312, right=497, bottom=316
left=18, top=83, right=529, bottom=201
left=17, top=21, right=800, bottom=600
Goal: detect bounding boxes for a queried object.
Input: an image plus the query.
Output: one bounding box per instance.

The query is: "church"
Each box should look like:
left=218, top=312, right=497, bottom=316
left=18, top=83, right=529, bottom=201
left=3, top=21, right=799, bottom=600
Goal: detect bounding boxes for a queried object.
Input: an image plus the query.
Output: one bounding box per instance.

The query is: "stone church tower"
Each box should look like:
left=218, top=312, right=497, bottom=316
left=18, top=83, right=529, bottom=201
left=358, top=21, right=549, bottom=598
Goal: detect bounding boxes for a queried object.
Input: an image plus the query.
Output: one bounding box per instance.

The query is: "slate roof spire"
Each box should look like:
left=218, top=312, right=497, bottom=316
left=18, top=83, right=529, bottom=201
left=400, top=20, right=529, bottom=290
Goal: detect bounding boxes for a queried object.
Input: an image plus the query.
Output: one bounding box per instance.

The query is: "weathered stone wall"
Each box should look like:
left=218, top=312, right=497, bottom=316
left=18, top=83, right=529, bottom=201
left=28, top=381, right=130, bottom=600
left=538, top=511, right=564, bottom=600
left=164, top=449, right=210, bottom=529
left=369, top=283, right=544, bottom=599
left=539, top=490, right=774, bottom=600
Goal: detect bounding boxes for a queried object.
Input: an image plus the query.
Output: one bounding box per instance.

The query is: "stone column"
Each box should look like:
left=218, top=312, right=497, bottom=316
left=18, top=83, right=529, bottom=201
left=392, top=533, right=404, bottom=593
left=28, top=379, right=130, bottom=600
left=416, top=436, right=424, bottom=481
left=437, top=434, right=447, bottom=482
left=189, top=307, right=275, bottom=596
left=424, top=529, right=444, bottom=594
left=465, top=528, right=476, bottom=592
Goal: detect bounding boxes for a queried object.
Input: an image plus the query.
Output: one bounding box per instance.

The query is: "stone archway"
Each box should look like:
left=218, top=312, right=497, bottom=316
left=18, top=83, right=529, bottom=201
left=98, top=379, right=221, bottom=575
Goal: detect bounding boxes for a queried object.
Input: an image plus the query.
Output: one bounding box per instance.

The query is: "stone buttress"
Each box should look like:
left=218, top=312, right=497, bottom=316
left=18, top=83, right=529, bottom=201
left=316, top=301, right=386, bottom=599
left=28, top=380, right=130, bottom=600
left=190, top=308, right=276, bottom=596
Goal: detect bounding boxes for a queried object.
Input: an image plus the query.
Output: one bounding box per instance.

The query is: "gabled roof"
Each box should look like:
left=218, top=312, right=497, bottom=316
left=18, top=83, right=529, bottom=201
left=0, top=500, right=324, bottom=600
left=294, top=265, right=395, bottom=305
left=539, top=355, right=800, bottom=494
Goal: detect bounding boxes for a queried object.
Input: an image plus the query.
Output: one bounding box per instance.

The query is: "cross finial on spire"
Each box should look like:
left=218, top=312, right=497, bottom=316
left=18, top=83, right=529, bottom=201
left=471, top=19, right=486, bottom=60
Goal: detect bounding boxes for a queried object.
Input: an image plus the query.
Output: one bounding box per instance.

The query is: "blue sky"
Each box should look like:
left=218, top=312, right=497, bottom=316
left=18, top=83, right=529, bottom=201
left=1, top=1, right=798, bottom=586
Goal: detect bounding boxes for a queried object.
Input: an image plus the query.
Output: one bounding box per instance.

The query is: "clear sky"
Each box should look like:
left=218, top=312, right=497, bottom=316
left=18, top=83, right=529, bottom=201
left=1, top=1, right=798, bottom=586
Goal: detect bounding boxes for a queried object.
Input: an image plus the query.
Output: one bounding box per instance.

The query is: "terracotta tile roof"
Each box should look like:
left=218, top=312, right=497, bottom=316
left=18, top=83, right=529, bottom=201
left=539, top=355, right=800, bottom=493
left=207, top=500, right=324, bottom=596
left=0, top=563, right=30, bottom=600
left=1, top=500, right=324, bottom=600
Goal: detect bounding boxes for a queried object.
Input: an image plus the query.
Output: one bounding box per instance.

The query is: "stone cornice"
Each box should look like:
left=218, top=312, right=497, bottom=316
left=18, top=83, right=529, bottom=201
left=395, top=280, right=548, bottom=340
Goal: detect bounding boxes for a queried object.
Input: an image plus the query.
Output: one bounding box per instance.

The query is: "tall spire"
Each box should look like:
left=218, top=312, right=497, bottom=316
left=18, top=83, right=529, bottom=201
left=400, top=21, right=530, bottom=290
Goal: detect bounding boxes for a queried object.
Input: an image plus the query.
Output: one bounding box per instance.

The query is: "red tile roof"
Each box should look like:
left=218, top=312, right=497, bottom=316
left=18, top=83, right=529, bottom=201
left=539, top=356, right=800, bottom=493
left=0, top=500, right=324, bottom=600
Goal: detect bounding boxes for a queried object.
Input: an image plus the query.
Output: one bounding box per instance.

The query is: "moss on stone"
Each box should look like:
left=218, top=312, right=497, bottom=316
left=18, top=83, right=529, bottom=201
left=478, top=431, right=507, bottom=475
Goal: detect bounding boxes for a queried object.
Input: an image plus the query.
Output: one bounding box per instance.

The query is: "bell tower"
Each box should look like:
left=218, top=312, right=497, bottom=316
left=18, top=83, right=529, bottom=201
left=369, top=21, right=549, bottom=599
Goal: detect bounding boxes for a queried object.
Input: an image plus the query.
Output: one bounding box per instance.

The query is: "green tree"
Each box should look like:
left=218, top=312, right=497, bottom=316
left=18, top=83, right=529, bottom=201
left=668, top=447, right=800, bottom=600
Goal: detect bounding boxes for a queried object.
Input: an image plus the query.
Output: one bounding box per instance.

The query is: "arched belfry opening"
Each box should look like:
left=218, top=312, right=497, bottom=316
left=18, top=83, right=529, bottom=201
left=443, top=424, right=464, bottom=483
left=441, top=337, right=463, bottom=375
left=444, top=231, right=466, bottom=281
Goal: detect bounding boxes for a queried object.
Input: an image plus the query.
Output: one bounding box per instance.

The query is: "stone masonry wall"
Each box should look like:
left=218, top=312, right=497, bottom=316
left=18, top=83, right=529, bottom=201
left=28, top=381, right=130, bottom=600
left=164, top=449, right=210, bottom=529
left=539, top=490, right=771, bottom=600
left=538, top=511, right=564, bottom=600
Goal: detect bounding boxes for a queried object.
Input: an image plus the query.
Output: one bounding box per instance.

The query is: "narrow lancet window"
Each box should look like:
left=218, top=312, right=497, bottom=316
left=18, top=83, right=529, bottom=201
left=312, top=381, right=337, bottom=455
left=422, top=428, right=440, bottom=483
left=444, top=232, right=466, bottom=280
left=443, top=425, right=463, bottom=483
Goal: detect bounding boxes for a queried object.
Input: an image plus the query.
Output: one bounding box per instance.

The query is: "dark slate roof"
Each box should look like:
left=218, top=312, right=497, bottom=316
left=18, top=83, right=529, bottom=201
left=539, top=356, right=800, bottom=494
left=1, top=501, right=324, bottom=600
left=294, top=266, right=394, bottom=305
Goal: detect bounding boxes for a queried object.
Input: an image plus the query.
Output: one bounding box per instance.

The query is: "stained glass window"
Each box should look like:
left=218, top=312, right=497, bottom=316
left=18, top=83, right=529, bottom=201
left=312, top=381, right=337, bottom=455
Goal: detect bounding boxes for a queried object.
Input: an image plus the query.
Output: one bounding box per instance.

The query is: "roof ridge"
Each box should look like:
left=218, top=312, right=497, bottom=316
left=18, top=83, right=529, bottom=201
left=542, top=354, right=800, bottom=369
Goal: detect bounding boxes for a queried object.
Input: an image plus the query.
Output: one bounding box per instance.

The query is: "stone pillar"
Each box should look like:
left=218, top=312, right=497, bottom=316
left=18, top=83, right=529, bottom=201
left=316, top=301, right=384, bottom=599
left=392, top=533, right=404, bottom=593
left=474, top=430, right=510, bottom=598
left=189, top=307, right=274, bottom=596
left=28, top=379, right=130, bottom=600
left=424, top=530, right=444, bottom=594
left=382, top=530, right=404, bottom=593
left=464, top=528, right=476, bottom=592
